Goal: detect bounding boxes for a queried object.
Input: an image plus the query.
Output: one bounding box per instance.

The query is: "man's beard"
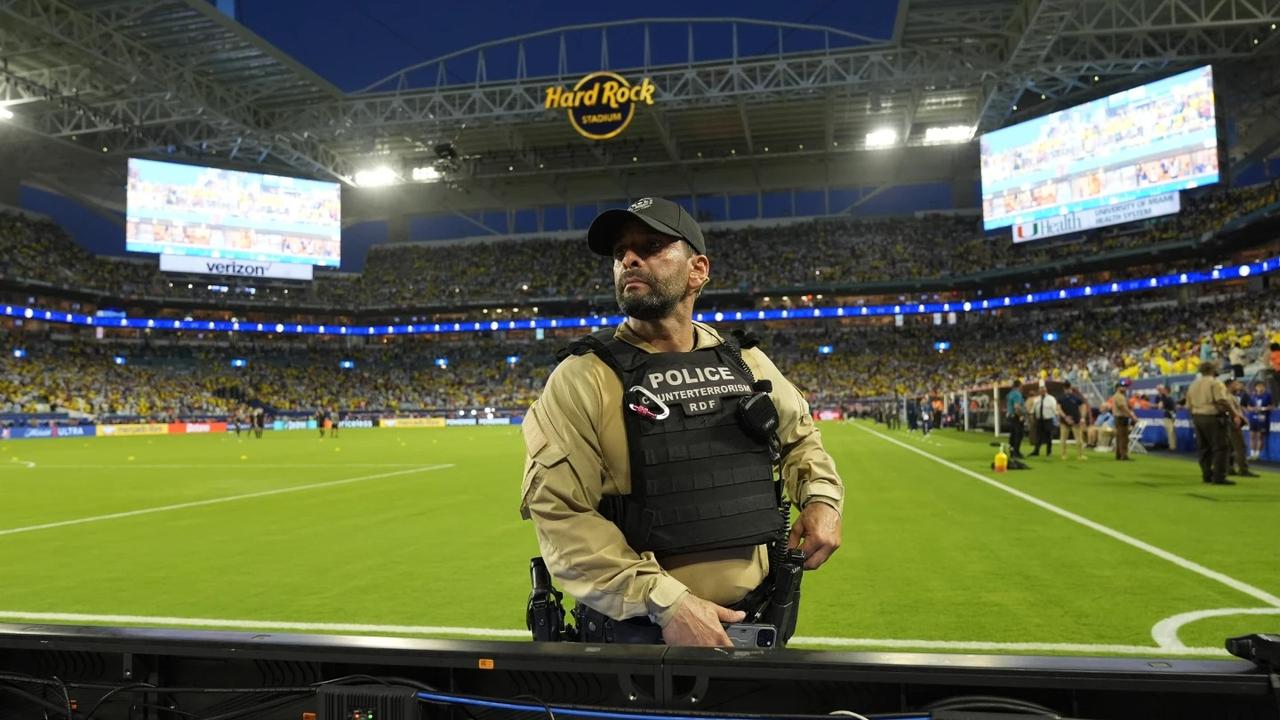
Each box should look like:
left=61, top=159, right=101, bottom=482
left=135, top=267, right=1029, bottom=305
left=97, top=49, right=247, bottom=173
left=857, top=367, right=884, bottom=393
left=615, top=270, right=686, bottom=321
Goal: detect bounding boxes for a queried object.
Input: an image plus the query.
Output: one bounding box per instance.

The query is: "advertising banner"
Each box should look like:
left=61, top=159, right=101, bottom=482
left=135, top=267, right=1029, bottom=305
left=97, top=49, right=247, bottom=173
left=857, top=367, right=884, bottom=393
left=3, top=425, right=99, bottom=440
left=159, top=253, right=315, bottom=280
left=99, top=423, right=169, bottom=437
left=446, top=418, right=478, bottom=427
left=380, top=417, right=446, bottom=428
left=53, top=425, right=97, bottom=438
left=338, top=419, right=375, bottom=429
left=8, top=426, right=55, bottom=439
left=272, top=420, right=316, bottom=431
left=168, top=422, right=228, bottom=434
left=1012, top=192, right=1180, bottom=243
left=478, top=417, right=511, bottom=426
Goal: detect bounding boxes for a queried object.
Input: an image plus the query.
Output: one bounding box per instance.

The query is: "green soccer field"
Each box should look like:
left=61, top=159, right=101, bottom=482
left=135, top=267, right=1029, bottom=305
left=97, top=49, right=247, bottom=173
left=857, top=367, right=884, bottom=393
left=2, top=422, right=1278, bottom=657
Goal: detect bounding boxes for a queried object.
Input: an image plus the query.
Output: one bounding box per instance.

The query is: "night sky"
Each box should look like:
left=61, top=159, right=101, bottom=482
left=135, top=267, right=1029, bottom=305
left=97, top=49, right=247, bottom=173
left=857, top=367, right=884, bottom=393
left=237, top=0, right=900, bottom=92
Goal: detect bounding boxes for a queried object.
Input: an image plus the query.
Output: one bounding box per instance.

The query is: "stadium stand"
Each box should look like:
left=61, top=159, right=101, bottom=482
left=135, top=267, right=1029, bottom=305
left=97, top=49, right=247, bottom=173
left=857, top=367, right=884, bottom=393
left=9, top=5, right=1280, bottom=715
left=5, top=289, right=1277, bottom=421
left=3, top=179, right=1278, bottom=313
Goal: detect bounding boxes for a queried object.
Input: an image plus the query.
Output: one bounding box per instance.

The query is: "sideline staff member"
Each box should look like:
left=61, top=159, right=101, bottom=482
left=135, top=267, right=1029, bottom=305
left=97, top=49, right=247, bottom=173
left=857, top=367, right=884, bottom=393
left=1111, top=381, right=1136, bottom=460
left=1187, top=361, right=1238, bottom=485
left=520, top=198, right=844, bottom=647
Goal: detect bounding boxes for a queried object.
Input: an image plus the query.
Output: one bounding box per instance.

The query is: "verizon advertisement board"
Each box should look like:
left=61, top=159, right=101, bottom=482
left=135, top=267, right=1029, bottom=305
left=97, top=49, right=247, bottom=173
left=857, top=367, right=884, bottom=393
left=1012, top=192, right=1181, bottom=243
left=159, top=254, right=314, bottom=280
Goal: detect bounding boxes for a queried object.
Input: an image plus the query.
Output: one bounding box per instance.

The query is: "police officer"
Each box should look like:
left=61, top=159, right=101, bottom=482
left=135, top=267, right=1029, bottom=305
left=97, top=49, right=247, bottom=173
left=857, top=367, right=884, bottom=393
left=1226, top=380, right=1259, bottom=478
left=1111, top=381, right=1136, bottom=460
left=1187, top=361, right=1239, bottom=485
left=520, top=197, right=844, bottom=647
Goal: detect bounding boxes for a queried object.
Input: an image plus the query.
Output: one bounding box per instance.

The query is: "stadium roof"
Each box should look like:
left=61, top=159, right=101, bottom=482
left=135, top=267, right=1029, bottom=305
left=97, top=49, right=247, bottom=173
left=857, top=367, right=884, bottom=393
left=1, top=0, right=1279, bottom=222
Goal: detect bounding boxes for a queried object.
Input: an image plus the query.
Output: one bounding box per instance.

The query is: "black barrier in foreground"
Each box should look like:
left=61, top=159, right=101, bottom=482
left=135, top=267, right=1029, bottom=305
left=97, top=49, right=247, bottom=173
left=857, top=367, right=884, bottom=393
left=0, top=624, right=1275, bottom=720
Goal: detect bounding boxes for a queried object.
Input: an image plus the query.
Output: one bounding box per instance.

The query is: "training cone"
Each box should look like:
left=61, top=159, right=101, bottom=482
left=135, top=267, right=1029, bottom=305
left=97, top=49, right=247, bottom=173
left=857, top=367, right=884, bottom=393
left=994, top=446, right=1009, bottom=473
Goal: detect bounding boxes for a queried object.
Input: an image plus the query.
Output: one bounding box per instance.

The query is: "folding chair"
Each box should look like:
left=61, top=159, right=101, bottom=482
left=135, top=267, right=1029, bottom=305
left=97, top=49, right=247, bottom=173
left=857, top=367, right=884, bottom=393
left=1128, top=419, right=1150, bottom=455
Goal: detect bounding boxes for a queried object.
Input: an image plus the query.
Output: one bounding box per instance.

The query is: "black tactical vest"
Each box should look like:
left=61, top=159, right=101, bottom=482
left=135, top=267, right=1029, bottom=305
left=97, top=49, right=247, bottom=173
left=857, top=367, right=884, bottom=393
left=560, top=330, right=784, bottom=559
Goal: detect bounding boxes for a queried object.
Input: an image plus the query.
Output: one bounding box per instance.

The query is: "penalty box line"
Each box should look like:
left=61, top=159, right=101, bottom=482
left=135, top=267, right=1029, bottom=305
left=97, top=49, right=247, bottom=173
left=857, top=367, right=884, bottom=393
left=852, top=423, right=1280, bottom=609
left=0, top=464, right=455, bottom=538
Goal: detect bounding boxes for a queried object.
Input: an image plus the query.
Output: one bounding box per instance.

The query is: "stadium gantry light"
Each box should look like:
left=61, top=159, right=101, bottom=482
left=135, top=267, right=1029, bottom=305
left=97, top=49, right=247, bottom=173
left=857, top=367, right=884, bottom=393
left=411, top=166, right=442, bottom=182
left=924, top=125, right=974, bottom=144
left=0, top=106, right=14, bottom=121
left=865, top=128, right=898, bottom=148
left=354, top=166, right=399, bottom=187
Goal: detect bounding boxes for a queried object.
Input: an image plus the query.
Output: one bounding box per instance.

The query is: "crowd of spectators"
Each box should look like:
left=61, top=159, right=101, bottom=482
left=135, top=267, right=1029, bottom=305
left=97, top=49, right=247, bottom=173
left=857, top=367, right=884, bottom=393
left=759, top=291, right=1280, bottom=406
left=4, top=289, right=1277, bottom=421
left=3, top=179, right=1277, bottom=312
left=0, top=336, right=552, bottom=420
left=334, top=179, right=1280, bottom=304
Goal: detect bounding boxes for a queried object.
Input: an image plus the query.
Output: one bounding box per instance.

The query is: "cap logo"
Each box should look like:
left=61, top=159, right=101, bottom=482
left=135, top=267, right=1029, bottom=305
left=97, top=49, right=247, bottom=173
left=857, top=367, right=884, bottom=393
left=629, top=198, right=653, bottom=211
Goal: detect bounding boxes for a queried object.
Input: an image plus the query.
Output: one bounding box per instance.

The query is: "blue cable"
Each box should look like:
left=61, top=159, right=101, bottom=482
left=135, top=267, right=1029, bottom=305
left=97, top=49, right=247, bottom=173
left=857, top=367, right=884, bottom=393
left=414, top=690, right=923, bottom=720
left=416, top=690, right=725, bottom=720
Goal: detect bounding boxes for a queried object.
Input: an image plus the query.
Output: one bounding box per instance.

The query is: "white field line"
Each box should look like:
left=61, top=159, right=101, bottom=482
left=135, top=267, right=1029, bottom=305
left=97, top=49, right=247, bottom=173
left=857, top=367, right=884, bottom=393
left=9, top=460, right=36, bottom=468
left=0, top=611, right=528, bottom=638
left=18, top=463, right=430, bottom=469
left=0, top=464, right=454, bottom=538
left=0, top=611, right=1228, bottom=656
left=852, top=423, right=1280, bottom=611
left=792, top=635, right=1228, bottom=656
left=1151, top=607, right=1280, bottom=651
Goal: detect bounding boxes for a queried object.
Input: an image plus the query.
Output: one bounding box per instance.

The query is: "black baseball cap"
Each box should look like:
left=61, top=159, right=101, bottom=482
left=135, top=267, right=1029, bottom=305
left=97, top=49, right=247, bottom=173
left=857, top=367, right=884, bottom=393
left=587, top=197, right=707, bottom=256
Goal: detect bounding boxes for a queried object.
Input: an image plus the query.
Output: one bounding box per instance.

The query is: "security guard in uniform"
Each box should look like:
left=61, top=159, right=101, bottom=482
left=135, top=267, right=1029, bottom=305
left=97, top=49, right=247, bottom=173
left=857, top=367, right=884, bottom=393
left=1187, top=361, right=1239, bottom=485
left=520, top=197, right=844, bottom=647
left=1225, top=380, right=1259, bottom=478
left=1111, top=381, right=1136, bottom=460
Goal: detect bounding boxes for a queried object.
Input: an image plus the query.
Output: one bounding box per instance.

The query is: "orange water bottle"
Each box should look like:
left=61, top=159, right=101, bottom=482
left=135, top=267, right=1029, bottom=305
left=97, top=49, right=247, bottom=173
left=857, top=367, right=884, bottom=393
left=994, top=445, right=1009, bottom=473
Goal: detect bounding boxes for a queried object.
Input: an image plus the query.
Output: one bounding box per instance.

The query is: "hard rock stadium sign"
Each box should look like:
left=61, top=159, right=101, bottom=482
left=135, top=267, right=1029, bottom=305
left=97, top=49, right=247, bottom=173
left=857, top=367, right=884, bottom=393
left=544, top=71, right=656, bottom=141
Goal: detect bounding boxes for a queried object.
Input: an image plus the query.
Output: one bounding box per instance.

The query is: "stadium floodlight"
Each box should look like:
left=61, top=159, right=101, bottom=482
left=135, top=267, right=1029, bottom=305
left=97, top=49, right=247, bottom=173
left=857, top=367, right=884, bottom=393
left=354, top=166, right=398, bottom=187
left=0, top=107, right=13, bottom=120
left=865, top=128, right=898, bottom=149
left=924, top=125, right=974, bottom=144
left=411, top=166, right=441, bottom=182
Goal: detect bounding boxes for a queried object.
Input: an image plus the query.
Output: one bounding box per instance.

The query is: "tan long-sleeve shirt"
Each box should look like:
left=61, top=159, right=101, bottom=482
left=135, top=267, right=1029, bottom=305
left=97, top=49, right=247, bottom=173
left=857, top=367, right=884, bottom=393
left=519, top=321, right=844, bottom=627
left=1112, top=391, right=1135, bottom=420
